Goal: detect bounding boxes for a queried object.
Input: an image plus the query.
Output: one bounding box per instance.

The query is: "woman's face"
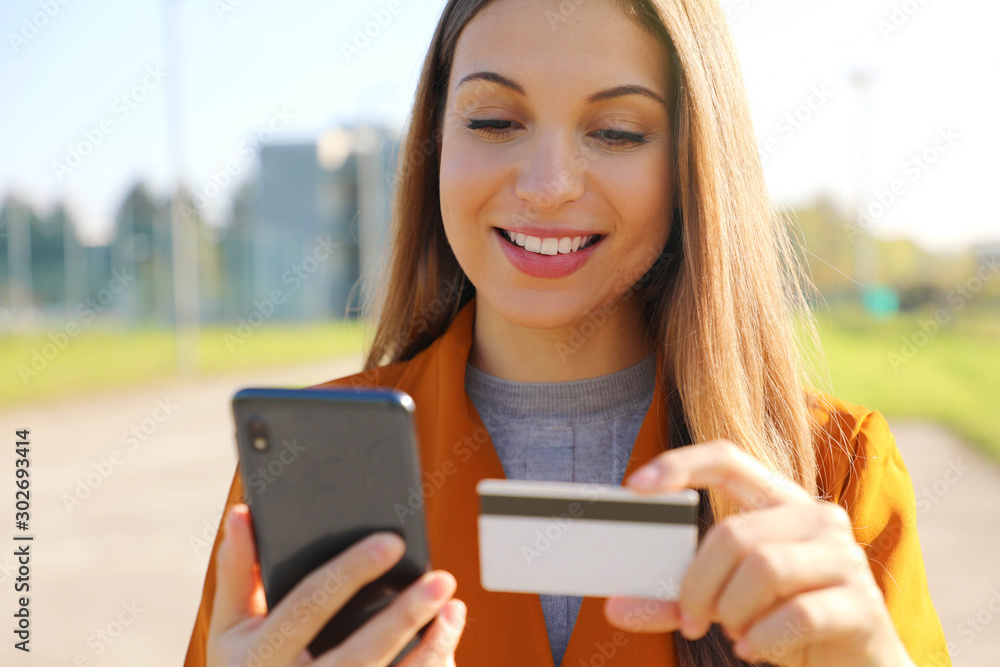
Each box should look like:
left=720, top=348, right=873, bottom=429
left=439, top=0, right=674, bottom=330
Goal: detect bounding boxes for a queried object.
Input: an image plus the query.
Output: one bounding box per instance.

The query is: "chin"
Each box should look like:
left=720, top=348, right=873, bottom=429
left=481, top=289, right=598, bottom=331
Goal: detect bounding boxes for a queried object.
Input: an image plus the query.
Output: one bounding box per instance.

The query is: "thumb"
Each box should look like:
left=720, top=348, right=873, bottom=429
left=604, top=596, right=683, bottom=633
left=209, top=503, right=263, bottom=632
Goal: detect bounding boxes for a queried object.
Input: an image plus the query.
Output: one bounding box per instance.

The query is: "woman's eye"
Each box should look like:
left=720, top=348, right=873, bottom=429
left=463, top=119, right=647, bottom=150
left=592, top=128, right=648, bottom=149
left=463, top=119, right=517, bottom=140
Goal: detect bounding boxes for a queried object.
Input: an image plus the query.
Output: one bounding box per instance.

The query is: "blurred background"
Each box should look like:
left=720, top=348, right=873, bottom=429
left=0, top=0, right=997, bottom=665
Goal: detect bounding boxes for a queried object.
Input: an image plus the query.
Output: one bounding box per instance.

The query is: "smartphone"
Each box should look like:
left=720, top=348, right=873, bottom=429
left=477, top=478, right=699, bottom=599
left=231, top=386, right=432, bottom=662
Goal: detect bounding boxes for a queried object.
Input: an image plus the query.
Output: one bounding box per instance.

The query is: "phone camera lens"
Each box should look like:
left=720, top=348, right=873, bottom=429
left=248, top=419, right=269, bottom=451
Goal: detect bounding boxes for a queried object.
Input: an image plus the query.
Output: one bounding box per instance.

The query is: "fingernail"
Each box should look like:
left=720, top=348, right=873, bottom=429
left=679, top=609, right=698, bottom=638
left=422, top=574, right=449, bottom=603
left=444, top=600, right=466, bottom=630
left=628, top=466, right=661, bottom=489
left=367, top=533, right=400, bottom=560
left=224, top=505, right=243, bottom=531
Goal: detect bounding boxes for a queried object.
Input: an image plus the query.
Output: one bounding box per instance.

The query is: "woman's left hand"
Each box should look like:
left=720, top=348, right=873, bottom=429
left=602, top=439, right=914, bottom=667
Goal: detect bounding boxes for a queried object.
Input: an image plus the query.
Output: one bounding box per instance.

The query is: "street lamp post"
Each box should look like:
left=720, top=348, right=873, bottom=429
left=161, top=0, right=200, bottom=375
left=850, top=68, right=878, bottom=294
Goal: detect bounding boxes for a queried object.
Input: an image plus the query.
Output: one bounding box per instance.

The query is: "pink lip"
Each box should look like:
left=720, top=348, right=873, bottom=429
left=494, top=228, right=603, bottom=279
left=497, top=225, right=602, bottom=239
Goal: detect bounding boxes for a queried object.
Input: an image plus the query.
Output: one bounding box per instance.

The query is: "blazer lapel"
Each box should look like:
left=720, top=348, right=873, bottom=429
left=395, top=295, right=677, bottom=666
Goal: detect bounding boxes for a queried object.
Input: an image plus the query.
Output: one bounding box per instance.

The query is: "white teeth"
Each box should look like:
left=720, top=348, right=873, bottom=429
left=502, top=229, right=600, bottom=255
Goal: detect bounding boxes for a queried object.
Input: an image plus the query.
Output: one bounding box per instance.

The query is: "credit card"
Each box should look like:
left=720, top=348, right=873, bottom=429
left=476, top=478, right=699, bottom=598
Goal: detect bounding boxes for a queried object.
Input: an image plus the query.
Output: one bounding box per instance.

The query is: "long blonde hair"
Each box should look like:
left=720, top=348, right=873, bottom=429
left=358, top=1, right=831, bottom=663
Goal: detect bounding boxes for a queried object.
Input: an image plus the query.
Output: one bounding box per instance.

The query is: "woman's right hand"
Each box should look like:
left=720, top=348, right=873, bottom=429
left=206, top=503, right=466, bottom=667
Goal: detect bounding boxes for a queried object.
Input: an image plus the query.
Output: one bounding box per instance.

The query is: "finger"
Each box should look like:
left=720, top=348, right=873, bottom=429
left=603, top=596, right=683, bottom=633
left=261, top=531, right=408, bottom=664
left=678, top=502, right=827, bottom=638
left=209, top=504, right=262, bottom=633
left=322, top=570, right=458, bottom=667
left=397, top=599, right=467, bottom=667
left=626, top=440, right=810, bottom=508
left=714, top=538, right=865, bottom=641
left=732, top=586, right=878, bottom=664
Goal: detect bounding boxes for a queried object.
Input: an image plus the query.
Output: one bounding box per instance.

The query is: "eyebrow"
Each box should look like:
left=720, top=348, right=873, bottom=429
left=456, top=71, right=668, bottom=109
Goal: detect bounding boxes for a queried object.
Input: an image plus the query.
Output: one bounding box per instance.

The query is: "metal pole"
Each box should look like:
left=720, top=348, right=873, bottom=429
left=161, top=0, right=200, bottom=374
left=355, top=127, right=387, bottom=320
left=63, top=207, right=81, bottom=319
left=851, top=69, right=876, bottom=292
left=9, top=207, right=32, bottom=319
left=125, top=197, right=138, bottom=326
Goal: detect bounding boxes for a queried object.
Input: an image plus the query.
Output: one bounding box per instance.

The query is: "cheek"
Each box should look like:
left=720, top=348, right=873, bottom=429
left=598, top=152, right=672, bottom=244
left=439, top=136, right=501, bottom=239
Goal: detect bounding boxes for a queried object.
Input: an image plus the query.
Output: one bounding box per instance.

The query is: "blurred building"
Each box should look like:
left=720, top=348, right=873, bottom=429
left=0, top=124, right=400, bottom=330
left=252, top=124, right=398, bottom=322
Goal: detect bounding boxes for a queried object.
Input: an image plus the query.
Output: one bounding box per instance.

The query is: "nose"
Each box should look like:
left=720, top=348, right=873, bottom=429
left=513, top=128, right=586, bottom=213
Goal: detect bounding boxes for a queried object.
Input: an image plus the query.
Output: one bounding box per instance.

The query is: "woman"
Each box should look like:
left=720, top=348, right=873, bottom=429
left=185, top=0, right=952, bottom=665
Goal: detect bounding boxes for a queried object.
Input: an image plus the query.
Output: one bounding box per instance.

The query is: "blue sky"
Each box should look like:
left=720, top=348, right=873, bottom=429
left=0, top=0, right=996, bottom=252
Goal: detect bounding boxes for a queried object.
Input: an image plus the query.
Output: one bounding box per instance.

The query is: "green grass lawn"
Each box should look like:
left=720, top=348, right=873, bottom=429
left=810, top=302, right=1000, bottom=463
left=0, top=320, right=369, bottom=407
left=3, top=305, right=998, bottom=462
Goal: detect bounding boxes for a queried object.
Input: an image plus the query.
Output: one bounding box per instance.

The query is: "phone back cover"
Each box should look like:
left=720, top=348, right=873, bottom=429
left=232, top=387, right=430, bottom=657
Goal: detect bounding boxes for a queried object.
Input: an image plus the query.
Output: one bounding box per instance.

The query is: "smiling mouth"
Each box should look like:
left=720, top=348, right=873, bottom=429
left=494, top=227, right=604, bottom=255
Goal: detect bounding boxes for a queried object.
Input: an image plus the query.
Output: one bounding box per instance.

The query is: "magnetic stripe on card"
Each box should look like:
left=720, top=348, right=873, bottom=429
left=478, top=494, right=697, bottom=525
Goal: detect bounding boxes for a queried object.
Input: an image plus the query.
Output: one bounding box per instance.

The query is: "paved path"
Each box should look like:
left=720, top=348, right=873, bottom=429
left=0, top=358, right=994, bottom=666
left=0, top=355, right=366, bottom=667
left=888, top=422, right=1000, bottom=667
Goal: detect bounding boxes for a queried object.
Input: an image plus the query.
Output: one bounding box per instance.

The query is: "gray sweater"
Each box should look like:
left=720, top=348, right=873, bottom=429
left=464, top=351, right=657, bottom=666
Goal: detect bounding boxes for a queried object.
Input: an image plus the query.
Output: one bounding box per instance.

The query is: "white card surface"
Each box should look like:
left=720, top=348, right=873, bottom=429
left=476, top=479, right=699, bottom=599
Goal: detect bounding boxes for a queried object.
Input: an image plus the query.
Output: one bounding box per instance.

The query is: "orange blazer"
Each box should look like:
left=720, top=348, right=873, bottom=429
left=183, top=295, right=951, bottom=666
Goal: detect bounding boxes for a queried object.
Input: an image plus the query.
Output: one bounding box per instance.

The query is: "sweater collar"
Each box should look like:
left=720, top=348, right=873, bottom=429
left=464, top=349, right=657, bottom=421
